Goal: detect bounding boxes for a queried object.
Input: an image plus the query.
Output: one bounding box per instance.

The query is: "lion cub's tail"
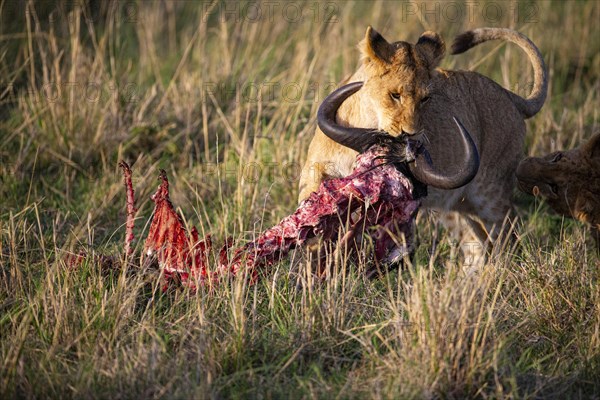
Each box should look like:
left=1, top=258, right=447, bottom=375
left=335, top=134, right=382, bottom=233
left=451, top=28, right=548, bottom=119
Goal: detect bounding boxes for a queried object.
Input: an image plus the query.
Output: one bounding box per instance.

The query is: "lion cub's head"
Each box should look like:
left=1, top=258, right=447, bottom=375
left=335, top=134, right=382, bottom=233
left=358, top=26, right=445, bottom=135
left=516, top=134, right=600, bottom=227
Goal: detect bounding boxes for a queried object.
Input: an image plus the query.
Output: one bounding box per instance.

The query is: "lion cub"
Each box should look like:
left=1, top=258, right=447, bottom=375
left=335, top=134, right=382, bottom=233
left=516, top=134, right=600, bottom=249
left=299, top=27, right=548, bottom=267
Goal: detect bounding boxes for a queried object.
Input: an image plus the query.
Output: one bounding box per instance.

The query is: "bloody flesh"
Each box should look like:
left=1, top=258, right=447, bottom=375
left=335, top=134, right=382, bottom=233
left=142, top=145, right=420, bottom=288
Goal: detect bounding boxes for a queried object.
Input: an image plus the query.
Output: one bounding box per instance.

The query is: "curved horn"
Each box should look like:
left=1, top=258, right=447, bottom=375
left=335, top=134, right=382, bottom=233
left=409, top=117, right=479, bottom=189
left=317, top=81, right=384, bottom=153
left=318, top=83, right=479, bottom=190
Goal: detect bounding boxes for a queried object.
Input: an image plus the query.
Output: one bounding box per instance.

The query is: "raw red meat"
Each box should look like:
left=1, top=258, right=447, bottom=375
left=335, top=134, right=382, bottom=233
left=143, top=145, right=419, bottom=288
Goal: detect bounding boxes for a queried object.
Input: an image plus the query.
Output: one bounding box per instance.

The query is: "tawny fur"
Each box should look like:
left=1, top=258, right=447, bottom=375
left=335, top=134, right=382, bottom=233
left=516, top=134, right=600, bottom=250
left=299, top=27, right=548, bottom=266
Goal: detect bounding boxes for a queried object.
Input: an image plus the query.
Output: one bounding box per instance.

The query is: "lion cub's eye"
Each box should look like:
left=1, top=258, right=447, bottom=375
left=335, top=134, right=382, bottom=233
left=550, top=153, right=562, bottom=163
left=390, top=92, right=401, bottom=102
left=420, top=96, right=431, bottom=105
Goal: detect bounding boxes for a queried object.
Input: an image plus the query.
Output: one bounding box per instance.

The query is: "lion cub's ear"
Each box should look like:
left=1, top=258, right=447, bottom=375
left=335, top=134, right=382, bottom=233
left=583, top=133, right=600, bottom=162
left=416, top=31, right=445, bottom=69
left=360, top=26, right=395, bottom=65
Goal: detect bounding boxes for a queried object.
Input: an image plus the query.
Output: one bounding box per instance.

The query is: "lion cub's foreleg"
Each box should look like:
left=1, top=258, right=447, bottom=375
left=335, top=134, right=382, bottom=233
left=439, top=187, right=516, bottom=271
left=440, top=212, right=515, bottom=272
left=439, top=212, right=486, bottom=269
left=298, top=130, right=357, bottom=203
left=298, top=161, right=330, bottom=203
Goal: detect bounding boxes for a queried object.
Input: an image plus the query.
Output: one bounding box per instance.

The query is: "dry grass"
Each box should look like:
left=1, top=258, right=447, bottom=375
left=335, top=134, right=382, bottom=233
left=1, top=1, right=599, bottom=398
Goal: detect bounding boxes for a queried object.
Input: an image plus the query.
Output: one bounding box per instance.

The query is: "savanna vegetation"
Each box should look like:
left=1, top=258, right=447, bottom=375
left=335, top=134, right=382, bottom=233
left=1, top=1, right=599, bottom=398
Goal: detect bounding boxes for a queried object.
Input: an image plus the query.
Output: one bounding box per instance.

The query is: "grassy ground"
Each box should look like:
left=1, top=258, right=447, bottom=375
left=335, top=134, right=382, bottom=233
left=1, top=1, right=599, bottom=398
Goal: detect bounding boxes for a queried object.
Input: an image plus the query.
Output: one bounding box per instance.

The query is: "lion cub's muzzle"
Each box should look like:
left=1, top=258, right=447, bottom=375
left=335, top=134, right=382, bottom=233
left=317, top=82, right=480, bottom=190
